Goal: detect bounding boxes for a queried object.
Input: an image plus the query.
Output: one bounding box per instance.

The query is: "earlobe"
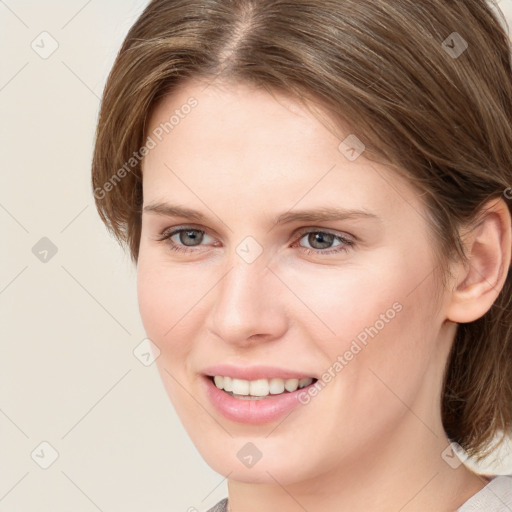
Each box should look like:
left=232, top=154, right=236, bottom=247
left=446, top=198, right=512, bottom=324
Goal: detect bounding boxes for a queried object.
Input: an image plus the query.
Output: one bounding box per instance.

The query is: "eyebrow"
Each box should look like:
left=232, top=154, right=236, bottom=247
left=143, top=202, right=381, bottom=225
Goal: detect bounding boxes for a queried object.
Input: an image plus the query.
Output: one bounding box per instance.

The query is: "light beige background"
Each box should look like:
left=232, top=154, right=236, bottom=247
left=1, top=1, right=512, bottom=511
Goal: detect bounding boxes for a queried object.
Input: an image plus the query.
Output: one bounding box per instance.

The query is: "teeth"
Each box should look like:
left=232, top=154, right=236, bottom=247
left=212, top=375, right=314, bottom=397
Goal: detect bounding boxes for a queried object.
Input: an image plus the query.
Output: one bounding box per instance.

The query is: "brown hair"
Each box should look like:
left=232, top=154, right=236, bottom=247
left=91, top=0, right=512, bottom=460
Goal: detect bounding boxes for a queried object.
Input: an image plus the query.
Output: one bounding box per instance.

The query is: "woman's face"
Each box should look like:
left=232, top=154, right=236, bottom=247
left=137, top=78, right=453, bottom=485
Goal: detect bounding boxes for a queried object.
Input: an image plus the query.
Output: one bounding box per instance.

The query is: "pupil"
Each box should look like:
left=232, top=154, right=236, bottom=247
left=309, top=232, right=334, bottom=249
left=180, top=230, right=203, bottom=246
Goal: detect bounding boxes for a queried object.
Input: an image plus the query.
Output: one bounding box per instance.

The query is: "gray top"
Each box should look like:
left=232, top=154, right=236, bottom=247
left=456, top=475, right=512, bottom=511
left=205, top=475, right=512, bottom=512
left=205, top=497, right=228, bottom=512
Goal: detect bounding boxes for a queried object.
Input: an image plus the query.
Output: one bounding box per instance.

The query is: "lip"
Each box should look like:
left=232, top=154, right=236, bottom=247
left=201, top=364, right=317, bottom=381
left=202, top=374, right=318, bottom=424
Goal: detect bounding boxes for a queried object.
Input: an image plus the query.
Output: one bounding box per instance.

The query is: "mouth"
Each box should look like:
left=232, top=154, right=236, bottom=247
left=202, top=372, right=320, bottom=424
left=206, top=374, right=319, bottom=400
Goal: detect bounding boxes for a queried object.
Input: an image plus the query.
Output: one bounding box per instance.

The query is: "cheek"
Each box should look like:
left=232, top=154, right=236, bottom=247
left=136, top=255, right=201, bottom=408
left=136, top=252, right=220, bottom=382
left=137, top=254, right=201, bottom=339
left=277, top=248, right=442, bottom=409
left=319, top=267, right=441, bottom=429
left=275, top=247, right=437, bottom=349
left=136, top=264, right=170, bottom=338
left=136, top=258, right=194, bottom=388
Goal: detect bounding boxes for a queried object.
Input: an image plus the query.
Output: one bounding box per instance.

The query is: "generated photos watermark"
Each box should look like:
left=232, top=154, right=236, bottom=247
left=297, top=301, right=403, bottom=405
left=94, top=97, right=198, bottom=200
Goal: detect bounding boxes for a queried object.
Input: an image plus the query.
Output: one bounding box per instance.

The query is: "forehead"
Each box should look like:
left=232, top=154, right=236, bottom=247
left=141, top=78, right=421, bottom=222
left=145, top=78, right=339, bottom=163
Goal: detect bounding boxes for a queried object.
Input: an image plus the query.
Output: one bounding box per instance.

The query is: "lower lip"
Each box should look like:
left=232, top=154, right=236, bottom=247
left=202, top=376, right=316, bottom=424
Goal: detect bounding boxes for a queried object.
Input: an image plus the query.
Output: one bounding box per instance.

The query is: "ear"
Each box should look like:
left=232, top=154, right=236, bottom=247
left=446, top=198, right=512, bottom=324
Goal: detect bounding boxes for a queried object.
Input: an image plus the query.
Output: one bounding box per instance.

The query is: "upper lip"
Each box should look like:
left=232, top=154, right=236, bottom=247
left=202, top=364, right=317, bottom=381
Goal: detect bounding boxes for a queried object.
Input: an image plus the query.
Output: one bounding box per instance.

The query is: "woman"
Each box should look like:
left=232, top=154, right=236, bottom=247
left=91, top=1, right=512, bottom=510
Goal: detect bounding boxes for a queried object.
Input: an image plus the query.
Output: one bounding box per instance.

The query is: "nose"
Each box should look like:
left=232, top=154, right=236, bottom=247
left=206, top=256, right=289, bottom=347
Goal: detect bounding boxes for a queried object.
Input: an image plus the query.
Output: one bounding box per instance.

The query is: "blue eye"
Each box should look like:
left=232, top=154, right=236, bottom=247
left=156, top=226, right=354, bottom=256
left=157, top=228, right=214, bottom=253
left=172, top=229, right=206, bottom=246
left=294, top=230, right=354, bottom=255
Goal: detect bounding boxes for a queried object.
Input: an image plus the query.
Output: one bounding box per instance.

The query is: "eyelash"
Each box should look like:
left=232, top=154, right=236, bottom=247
left=155, top=225, right=355, bottom=256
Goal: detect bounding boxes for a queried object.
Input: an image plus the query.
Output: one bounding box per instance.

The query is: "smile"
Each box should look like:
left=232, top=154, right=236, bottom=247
left=203, top=374, right=320, bottom=424
left=211, top=375, right=316, bottom=399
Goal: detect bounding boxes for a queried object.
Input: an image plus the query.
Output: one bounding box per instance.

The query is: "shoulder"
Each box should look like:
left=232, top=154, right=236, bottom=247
left=456, top=475, right=512, bottom=511
left=204, top=497, right=228, bottom=512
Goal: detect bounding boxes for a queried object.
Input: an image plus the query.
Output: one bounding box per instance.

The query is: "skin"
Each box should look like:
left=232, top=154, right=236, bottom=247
left=136, top=77, right=511, bottom=512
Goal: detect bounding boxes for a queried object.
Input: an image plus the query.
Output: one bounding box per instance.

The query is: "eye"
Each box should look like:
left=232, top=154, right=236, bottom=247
left=156, top=227, right=216, bottom=253
left=156, top=226, right=354, bottom=256
left=293, top=229, right=354, bottom=255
